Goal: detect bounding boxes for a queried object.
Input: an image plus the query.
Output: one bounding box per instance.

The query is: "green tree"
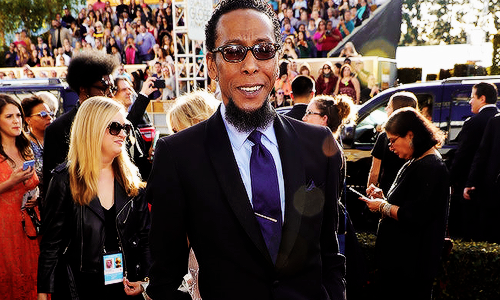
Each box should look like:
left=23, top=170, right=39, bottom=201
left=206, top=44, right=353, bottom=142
left=0, top=0, right=84, bottom=46
left=400, top=0, right=500, bottom=46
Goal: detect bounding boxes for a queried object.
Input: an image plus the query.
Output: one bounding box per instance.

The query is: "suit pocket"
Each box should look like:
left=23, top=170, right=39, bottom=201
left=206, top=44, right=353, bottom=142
left=293, top=183, right=325, bottom=218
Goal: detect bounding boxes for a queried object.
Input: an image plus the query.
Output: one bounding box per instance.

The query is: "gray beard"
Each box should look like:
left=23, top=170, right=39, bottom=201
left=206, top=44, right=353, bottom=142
left=225, top=97, right=276, bottom=132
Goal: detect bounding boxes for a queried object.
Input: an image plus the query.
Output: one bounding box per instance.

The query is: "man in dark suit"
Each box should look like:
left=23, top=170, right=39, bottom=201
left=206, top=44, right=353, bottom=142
left=285, top=75, right=315, bottom=120
left=146, top=1, right=346, bottom=299
left=464, top=113, right=500, bottom=242
left=450, top=82, right=499, bottom=239
left=42, top=50, right=118, bottom=199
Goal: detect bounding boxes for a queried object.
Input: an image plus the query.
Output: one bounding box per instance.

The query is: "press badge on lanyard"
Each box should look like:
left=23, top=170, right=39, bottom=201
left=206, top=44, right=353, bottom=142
left=103, top=252, right=124, bottom=285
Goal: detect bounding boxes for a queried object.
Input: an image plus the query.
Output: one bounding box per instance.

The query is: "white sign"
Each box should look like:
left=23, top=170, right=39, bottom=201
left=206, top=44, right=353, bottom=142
left=187, top=0, right=213, bottom=41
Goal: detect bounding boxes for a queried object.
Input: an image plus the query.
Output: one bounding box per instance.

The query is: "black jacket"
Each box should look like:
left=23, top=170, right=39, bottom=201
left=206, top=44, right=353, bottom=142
left=37, top=163, right=151, bottom=295
left=450, top=106, right=499, bottom=189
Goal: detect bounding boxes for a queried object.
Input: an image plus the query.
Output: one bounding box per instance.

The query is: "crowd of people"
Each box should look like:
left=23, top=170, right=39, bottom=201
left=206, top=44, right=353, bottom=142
left=2, top=0, right=497, bottom=300
left=1, top=0, right=383, bottom=103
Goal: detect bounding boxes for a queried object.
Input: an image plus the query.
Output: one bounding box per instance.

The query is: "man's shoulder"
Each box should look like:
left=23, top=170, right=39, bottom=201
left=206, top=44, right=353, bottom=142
left=161, top=118, right=209, bottom=147
left=47, top=107, right=78, bottom=132
left=279, top=114, right=331, bottom=139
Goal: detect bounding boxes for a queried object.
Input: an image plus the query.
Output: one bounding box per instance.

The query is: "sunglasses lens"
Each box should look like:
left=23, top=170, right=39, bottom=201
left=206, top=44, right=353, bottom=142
left=108, top=122, right=132, bottom=136
left=222, top=45, right=246, bottom=62
left=124, top=124, right=132, bottom=135
left=108, top=122, right=121, bottom=135
left=40, top=111, right=48, bottom=117
left=253, top=43, right=276, bottom=60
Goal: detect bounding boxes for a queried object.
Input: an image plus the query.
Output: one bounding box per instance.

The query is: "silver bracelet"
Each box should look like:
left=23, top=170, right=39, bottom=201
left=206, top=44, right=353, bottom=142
left=383, top=203, right=392, bottom=218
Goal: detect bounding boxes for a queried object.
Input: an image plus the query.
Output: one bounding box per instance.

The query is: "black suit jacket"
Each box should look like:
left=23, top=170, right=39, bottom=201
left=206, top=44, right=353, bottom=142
left=450, top=106, right=499, bottom=188
left=43, top=105, right=79, bottom=198
left=467, top=114, right=500, bottom=207
left=285, top=103, right=307, bottom=121
left=146, top=109, right=346, bottom=300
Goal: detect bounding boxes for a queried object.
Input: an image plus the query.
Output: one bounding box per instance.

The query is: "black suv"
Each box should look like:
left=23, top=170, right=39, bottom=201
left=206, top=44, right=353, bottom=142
left=343, top=76, right=500, bottom=189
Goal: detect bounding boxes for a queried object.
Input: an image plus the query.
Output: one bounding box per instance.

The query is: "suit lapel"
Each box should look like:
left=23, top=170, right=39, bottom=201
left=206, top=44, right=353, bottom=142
left=273, top=115, right=306, bottom=269
left=205, top=109, right=272, bottom=264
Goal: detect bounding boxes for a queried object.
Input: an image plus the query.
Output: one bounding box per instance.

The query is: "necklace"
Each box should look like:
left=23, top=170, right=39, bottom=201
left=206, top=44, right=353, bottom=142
left=29, top=131, right=43, bottom=151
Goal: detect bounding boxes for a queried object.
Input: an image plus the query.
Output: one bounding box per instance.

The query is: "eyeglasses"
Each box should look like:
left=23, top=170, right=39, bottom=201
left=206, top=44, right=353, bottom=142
left=107, top=121, right=132, bottom=136
left=31, top=111, right=54, bottom=118
left=92, top=76, right=117, bottom=97
left=211, top=42, right=281, bottom=63
left=388, top=136, right=400, bottom=146
left=304, top=110, right=322, bottom=116
left=323, top=66, right=331, bottom=70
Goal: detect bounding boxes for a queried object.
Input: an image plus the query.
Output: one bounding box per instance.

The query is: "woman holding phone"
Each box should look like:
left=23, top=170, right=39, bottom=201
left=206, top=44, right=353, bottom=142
left=0, top=94, right=39, bottom=299
left=38, top=97, right=151, bottom=300
left=361, top=108, right=449, bottom=300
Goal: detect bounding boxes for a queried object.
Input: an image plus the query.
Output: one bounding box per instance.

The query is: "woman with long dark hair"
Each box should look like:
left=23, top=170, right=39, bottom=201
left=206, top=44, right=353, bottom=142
left=334, top=63, right=360, bottom=104
left=0, top=94, right=39, bottom=299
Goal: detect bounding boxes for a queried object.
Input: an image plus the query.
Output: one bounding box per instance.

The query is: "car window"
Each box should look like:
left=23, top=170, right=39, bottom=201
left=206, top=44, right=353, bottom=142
left=448, top=88, right=473, bottom=143
left=354, top=105, right=387, bottom=145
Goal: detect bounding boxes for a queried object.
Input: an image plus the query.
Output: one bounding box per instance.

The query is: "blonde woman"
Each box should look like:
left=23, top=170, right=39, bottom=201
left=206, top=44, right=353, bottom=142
left=167, top=90, right=219, bottom=133
left=38, top=97, right=150, bottom=300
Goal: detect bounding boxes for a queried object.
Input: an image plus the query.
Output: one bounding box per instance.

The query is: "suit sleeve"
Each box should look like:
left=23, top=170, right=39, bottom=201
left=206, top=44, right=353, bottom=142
left=146, top=138, right=191, bottom=300
left=450, top=119, right=475, bottom=186
left=321, top=130, right=346, bottom=300
left=42, top=122, right=67, bottom=200
left=466, top=118, right=495, bottom=188
left=127, top=93, right=150, bottom=127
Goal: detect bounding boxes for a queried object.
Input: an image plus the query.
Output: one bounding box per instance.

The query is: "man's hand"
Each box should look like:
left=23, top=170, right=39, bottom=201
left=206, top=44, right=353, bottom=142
left=463, top=187, right=475, bottom=200
left=140, top=77, right=158, bottom=96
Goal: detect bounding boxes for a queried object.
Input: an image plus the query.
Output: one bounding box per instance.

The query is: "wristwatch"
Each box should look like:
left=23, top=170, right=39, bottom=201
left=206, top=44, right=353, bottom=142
left=141, top=277, right=151, bottom=300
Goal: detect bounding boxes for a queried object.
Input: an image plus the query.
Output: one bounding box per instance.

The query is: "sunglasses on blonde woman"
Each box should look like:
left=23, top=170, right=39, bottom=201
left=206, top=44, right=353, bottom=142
left=107, top=121, right=132, bottom=136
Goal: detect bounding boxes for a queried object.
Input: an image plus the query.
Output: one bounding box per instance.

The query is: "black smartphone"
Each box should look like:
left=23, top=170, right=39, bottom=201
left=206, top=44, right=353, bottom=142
left=153, top=79, right=166, bottom=89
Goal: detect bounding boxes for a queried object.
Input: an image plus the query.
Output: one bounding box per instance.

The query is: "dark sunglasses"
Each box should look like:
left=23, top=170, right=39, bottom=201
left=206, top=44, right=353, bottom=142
left=31, top=111, right=54, bottom=118
left=108, top=121, right=132, bottom=136
left=93, top=77, right=117, bottom=96
left=211, top=42, right=281, bottom=63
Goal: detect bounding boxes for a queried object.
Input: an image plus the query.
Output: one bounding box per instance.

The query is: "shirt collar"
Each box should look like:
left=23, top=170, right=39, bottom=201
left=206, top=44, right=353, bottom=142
left=479, top=104, right=497, bottom=112
left=220, top=102, right=278, bottom=150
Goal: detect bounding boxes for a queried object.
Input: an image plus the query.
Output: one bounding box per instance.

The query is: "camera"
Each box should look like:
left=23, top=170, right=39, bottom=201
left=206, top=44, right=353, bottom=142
left=153, top=79, right=166, bottom=89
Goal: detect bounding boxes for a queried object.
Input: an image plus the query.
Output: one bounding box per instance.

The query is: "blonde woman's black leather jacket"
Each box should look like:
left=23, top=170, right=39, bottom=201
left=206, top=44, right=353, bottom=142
left=37, top=163, right=151, bottom=294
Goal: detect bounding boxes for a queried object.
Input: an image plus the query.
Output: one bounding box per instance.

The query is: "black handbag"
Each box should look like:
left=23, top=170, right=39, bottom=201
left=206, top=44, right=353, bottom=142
left=21, top=187, right=42, bottom=239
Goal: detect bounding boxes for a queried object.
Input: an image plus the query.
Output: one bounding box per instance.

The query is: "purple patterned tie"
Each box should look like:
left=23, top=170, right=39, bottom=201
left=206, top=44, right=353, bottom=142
left=248, top=130, right=282, bottom=263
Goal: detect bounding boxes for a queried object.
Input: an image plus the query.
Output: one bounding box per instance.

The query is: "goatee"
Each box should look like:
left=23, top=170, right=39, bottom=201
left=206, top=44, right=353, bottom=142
left=225, top=97, right=276, bottom=132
